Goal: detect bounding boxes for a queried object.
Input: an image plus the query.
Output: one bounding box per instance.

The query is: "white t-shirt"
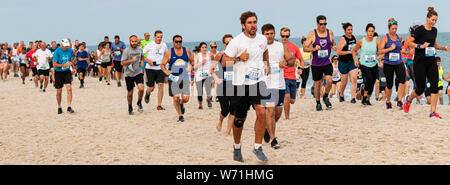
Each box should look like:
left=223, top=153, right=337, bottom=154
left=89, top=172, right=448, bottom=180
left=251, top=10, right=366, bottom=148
left=33, top=49, right=52, bottom=70
left=266, top=41, right=286, bottom=90
left=194, top=52, right=212, bottom=82
left=143, top=42, right=168, bottom=70
left=96, top=50, right=103, bottom=63
left=224, top=32, right=268, bottom=86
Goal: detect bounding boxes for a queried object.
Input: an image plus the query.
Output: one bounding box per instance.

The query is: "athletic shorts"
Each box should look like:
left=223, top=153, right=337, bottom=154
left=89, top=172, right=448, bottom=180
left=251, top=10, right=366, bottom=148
left=54, top=71, right=72, bottom=89
left=101, top=61, right=112, bottom=68
left=311, top=64, right=333, bottom=81
left=264, top=89, right=285, bottom=107
left=20, top=63, right=27, bottom=68
left=446, top=84, right=450, bottom=94
left=125, top=73, right=144, bottom=91
left=285, top=79, right=297, bottom=99
left=77, top=68, right=87, bottom=77
left=38, top=69, right=50, bottom=76
left=113, top=60, right=123, bottom=72
left=230, top=81, right=267, bottom=119
left=338, top=61, right=357, bottom=75
left=168, top=79, right=190, bottom=97
left=31, top=67, right=38, bottom=76
left=332, top=79, right=341, bottom=84
left=145, top=69, right=166, bottom=87
left=49, top=62, right=53, bottom=68
left=438, top=86, right=443, bottom=91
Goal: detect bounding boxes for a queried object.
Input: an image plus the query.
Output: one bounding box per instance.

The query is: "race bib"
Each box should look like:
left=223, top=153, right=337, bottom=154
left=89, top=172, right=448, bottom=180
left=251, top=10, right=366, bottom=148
left=425, top=47, right=436, bottom=57
left=365, top=55, right=376, bottom=63
left=357, top=79, right=364, bottom=84
left=245, top=67, right=260, bottom=81
left=224, top=71, right=233, bottom=81
left=332, top=75, right=340, bottom=81
left=214, top=65, right=220, bottom=72
left=389, top=53, right=400, bottom=62
left=269, top=61, right=280, bottom=74
left=318, top=50, right=328, bottom=58
left=426, top=83, right=430, bottom=88
left=380, top=77, right=386, bottom=83
left=168, top=74, right=179, bottom=82
left=304, top=59, right=311, bottom=66
left=200, top=70, right=209, bottom=78
left=114, top=51, right=121, bottom=56
left=348, top=44, right=355, bottom=51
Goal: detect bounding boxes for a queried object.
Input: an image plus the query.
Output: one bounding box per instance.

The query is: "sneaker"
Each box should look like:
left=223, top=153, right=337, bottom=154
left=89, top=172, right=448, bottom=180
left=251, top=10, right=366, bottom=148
left=386, top=102, right=392, bottom=109
left=118, top=82, right=121, bottom=87
left=323, top=97, right=332, bottom=109
left=264, top=129, right=270, bottom=143
left=403, top=95, right=411, bottom=113
left=128, top=106, right=133, bottom=115
left=253, top=146, right=268, bottom=162
left=233, top=147, right=244, bottom=162
left=198, top=106, right=203, bottom=110
left=43, top=89, right=46, bottom=93
left=144, top=92, right=150, bottom=104
left=22, top=81, right=25, bottom=85
left=67, top=107, right=75, bottom=114
left=350, top=98, right=356, bottom=104
left=107, top=82, right=110, bottom=85
left=57, top=108, right=63, bottom=114
left=316, top=103, right=323, bottom=111
left=429, top=112, right=442, bottom=119
left=180, top=104, right=185, bottom=114
left=137, top=103, right=143, bottom=113
left=40, top=85, right=43, bottom=90
left=362, top=97, right=368, bottom=105
left=397, top=101, right=403, bottom=109
left=207, top=100, right=212, bottom=108
left=215, top=97, right=219, bottom=102
left=177, top=116, right=185, bottom=123
left=339, top=96, right=345, bottom=102
left=271, top=138, right=281, bottom=149
left=366, top=100, right=372, bottom=106
left=79, top=84, right=83, bottom=88
left=157, top=106, right=165, bottom=110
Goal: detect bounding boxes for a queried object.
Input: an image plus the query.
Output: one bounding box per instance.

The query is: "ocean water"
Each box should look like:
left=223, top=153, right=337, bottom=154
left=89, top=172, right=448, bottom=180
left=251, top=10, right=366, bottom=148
left=88, top=32, right=450, bottom=104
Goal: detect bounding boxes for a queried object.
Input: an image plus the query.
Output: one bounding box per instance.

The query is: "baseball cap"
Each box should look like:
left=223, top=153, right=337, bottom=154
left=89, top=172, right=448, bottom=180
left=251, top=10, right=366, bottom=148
left=61, top=38, right=70, bottom=47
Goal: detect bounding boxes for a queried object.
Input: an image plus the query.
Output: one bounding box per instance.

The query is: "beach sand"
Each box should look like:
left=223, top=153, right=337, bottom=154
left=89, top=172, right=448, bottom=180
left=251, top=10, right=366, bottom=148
left=0, top=75, right=449, bottom=165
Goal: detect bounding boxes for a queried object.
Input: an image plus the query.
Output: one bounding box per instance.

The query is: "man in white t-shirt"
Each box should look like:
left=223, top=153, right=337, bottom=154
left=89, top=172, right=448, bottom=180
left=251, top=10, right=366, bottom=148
left=33, top=41, right=52, bottom=92
left=143, top=30, right=169, bottom=110
left=222, top=11, right=270, bottom=162
left=261, top=23, right=295, bottom=150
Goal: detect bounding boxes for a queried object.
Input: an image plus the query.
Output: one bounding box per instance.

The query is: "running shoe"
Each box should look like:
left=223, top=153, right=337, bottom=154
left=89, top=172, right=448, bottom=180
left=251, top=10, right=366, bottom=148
left=22, top=81, right=25, bottom=85
left=177, top=116, right=185, bottom=123
left=233, top=147, right=244, bottom=162
left=67, top=107, right=75, bottom=114
left=264, top=129, right=270, bottom=143
left=323, top=97, right=332, bottom=109
left=397, top=101, right=403, bottom=109
left=215, top=97, right=219, bottom=102
left=207, top=100, right=212, bottom=108
left=316, top=103, right=323, bottom=111
left=128, top=106, right=133, bottom=115
left=366, top=100, right=372, bottom=106
left=180, top=103, right=185, bottom=114
left=107, top=82, right=110, bottom=85
left=43, top=89, right=46, bottom=93
left=157, top=106, right=165, bottom=110
left=253, top=146, right=268, bottom=162
left=403, top=95, right=411, bottom=113
left=137, top=103, right=143, bottom=113
left=339, top=96, right=345, bottom=102
left=429, top=112, right=442, bottom=119
left=144, top=92, right=150, bottom=104
left=198, top=106, right=203, bottom=110
left=386, top=102, right=392, bottom=109
left=271, top=138, right=281, bottom=149
left=118, top=82, right=121, bottom=87
left=350, top=98, right=356, bottom=104
left=57, top=108, right=63, bottom=114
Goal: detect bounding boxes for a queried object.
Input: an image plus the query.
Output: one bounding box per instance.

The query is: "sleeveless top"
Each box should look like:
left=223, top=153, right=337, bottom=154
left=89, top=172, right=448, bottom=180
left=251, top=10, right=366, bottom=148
left=384, top=34, right=402, bottom=65
left=102, top=50, right=111, bottom=63
left=332, top=64, right=341, bottom=81
left=169, top=47, right=189, bottom=80
left=338, top=35, right=356, bottom=62
left=312, top=29, right=332, bottom=66
left=360, top=37, right=378, bottom=68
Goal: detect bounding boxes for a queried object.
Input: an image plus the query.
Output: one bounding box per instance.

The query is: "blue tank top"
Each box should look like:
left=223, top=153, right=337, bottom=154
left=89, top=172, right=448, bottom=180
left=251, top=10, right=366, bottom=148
left=169, top=47, right=189, bottom=79
left=384, top=34, right=402, bottom=65
left=312, top=29, right=332, bottom=66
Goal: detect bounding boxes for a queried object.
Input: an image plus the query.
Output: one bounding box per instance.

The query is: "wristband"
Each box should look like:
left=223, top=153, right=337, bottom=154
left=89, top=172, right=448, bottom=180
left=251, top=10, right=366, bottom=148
left=417, top=44, right=421, bottom=49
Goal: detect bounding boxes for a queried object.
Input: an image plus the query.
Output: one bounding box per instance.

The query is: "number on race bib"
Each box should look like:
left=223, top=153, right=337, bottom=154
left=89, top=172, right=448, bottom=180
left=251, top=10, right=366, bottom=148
left=200, top=70, right=209, bottom=78
left=224, top=71, right=233, bottom=81
left=380, top=77, right=386, bottom=83
left=425, top=47, right=436, bottom=57
left=245, top=67, right=260, bottom=81
left=365, top=55, right=376, bottom=63
left=269, top=61, right=280, bottom=74
left=357, top=79, right=364, bottom=84
left=114, top=51, right=121, bottom=56
left=389, top=53, right=400, bottom=62
left=348, top=44, right=355, bottom=51
left=318, top=50, right=328, bottom=59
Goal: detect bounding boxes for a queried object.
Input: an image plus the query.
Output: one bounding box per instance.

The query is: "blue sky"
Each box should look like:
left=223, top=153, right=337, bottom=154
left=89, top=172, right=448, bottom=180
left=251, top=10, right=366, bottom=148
left=1, top=0, right=448, bottom=44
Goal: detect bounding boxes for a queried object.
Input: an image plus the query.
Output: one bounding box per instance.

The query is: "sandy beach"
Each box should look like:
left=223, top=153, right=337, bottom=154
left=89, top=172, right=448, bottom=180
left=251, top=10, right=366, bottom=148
left=0, top=75, right=449, bottom=165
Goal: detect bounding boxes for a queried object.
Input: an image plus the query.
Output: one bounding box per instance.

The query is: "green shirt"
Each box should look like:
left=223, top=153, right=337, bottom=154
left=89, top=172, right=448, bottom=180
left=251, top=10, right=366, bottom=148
left=141, top=39, right=153, bottom=58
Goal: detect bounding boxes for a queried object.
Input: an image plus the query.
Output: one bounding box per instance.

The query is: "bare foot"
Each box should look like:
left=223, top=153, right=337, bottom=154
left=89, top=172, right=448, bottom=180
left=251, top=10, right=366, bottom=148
left=216, top=121, right=222, bottom=132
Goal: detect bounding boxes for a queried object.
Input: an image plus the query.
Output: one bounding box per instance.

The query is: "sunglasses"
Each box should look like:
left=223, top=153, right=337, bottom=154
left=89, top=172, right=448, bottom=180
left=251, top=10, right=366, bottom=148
left=389, top=21, right=398, bottom=25
left=281, top=35, right=290, bottom=38
left=319, top=23, right=327, bottom=26
left=211, top=46, right=217, bottom=48
left=224, top=42, right=229, bottom=45
left=174, top=41, right=182, bottom=43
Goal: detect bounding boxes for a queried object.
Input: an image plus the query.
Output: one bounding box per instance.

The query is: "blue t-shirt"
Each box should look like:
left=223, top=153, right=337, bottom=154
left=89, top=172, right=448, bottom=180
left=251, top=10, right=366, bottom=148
left=76, top=51, right=89, bottom=69
left=112, top=41, right=126, bottom=61
left=52, top=47, right=74, bottom=72
left=49, top=47, right=59, bottom=53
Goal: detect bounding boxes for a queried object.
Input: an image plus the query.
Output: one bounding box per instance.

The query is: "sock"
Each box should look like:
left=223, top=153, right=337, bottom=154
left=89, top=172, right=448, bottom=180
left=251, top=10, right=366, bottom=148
left=323, top=93, right=329, bottom=99
left=128, top=104, right=132, bottom=109
left=234, top=143, right=241, bottom=149
left=254, top=143, right=262, bottom=150
left=316, top=100, right=321, bottom=104
left=81, top=79, right=84, bottom=85
left=137, top=99, right=142, bottom=105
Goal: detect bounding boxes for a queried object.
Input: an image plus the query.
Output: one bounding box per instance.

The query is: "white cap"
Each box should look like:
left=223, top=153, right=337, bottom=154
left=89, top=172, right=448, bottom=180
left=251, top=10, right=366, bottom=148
left=61, top=38, right=70, bottom=47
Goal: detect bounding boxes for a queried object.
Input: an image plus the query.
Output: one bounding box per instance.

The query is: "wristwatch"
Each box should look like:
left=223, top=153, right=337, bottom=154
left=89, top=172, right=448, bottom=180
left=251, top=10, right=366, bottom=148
left=236, top=57, right=241, bottom=62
